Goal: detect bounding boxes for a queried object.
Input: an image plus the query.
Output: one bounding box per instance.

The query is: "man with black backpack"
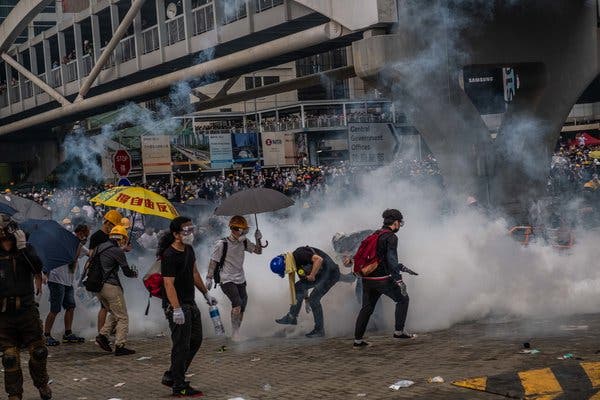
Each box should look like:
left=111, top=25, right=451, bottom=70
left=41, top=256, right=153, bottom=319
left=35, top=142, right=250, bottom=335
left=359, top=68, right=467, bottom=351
left=353, top=209, right=419, bottom=348
left=205, top=216, right=262, bottom=341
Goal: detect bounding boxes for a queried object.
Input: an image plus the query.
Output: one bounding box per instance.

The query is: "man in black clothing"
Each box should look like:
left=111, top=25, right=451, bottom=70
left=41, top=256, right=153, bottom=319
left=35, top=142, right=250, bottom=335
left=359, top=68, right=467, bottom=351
left=275, top=246, right=340, bottom=338
left=160, top=216, right=217, bottom=398
left=353, top=209, right=419, bottom=348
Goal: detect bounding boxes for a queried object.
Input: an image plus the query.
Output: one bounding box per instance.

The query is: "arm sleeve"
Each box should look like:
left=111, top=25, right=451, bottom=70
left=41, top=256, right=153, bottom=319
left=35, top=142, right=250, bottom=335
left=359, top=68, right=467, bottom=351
left=113, top=248, right=136, bottom=278
left=161, top=252, right=176, bottom=278
left=245, top=240, right=258, bottom=253
left=23, top=244, right=43, bottom=274
left=385, top=235, right=402, bottom=281
left=210, top=241, right=224, bottom=263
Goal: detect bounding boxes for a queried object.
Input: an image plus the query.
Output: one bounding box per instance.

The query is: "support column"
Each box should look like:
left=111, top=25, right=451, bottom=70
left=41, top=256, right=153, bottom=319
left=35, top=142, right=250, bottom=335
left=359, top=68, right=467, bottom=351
left=74, top=22, right=84, bottom=84
left=58, top=29, right=66, bottom=87
left=156, top=0, right=167, bottom=62
left=133, top=10, right=143, bottom=69
left=4, top=61, right=13, bottom=113
left=182, top=0, right=193, bottom=53
left=91, top=13, right=102, bottom=62
left=42, top=38, right=52, bottom=90
left=109, top=3, right=120, bottom=74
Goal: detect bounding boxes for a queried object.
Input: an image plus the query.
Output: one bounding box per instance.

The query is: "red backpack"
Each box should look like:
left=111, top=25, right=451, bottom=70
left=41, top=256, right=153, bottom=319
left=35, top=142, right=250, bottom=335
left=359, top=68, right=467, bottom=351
left=353, top=230, right=390, bottom=276
left=143, top=259, right=163, bottom=315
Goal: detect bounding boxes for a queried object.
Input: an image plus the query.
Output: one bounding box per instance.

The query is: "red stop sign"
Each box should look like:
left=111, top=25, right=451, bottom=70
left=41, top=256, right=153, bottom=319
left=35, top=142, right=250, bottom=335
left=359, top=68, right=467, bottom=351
left=113, top=150, right=132, bottom=177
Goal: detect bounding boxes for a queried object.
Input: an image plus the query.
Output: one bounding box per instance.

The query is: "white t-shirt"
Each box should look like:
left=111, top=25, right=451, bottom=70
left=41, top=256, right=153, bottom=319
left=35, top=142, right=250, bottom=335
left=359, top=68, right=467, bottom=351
left=48, top=245, right=89, bottom=287
left=210, top=237, right=257, bottom=285
left=138, top=233, right=158, bottom=250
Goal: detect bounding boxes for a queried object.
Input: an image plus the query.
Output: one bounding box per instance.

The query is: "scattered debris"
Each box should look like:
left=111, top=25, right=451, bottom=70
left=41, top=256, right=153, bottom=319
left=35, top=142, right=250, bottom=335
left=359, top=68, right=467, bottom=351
left=228, top=398, right=245, bottom=400
left=48, top=379, right=54, bottom=385
left=389, top=380, right=414, bottom=390
left=263, top=383, right=272, bottom=391
left=185, top=373, right=195, bottom=378
left=523, top=342, right=531, bottom=349
left=428, top=376, right=444, bottom=383
left=136, top=356, right=152, bottom=361
left=519, top=349, right=540, bottom=355
left=559, top=325, right=588, bottom=331
left=557, top=353, right=574, bottom=360
left=218, top=345, right=227, bottom=353
left=251, top=357, right=261, bottom=362
left=113, top=382, right=126, bottom=388
left=155, top=332, right=166, bottom=338
left=356, top=394, right=367, bottom=397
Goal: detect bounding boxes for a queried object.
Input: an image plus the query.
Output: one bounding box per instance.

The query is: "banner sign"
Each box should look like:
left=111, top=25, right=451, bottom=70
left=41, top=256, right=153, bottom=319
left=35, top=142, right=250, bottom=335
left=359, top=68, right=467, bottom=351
left=348, top=123, right=398, bottom=166
left=209, top=133, right=233, bottom=169
left=141, top=135, right=172, bottom=174
left=231, top=133, right=259, bottom=165
left=262, top=132, right=286, bottom=166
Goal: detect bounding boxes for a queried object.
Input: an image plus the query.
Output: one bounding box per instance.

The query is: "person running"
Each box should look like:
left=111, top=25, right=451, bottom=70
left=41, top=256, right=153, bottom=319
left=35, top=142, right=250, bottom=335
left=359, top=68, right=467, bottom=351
left=94, top=225, right=138, bottom=356
left=272, top=246, right=340, bottom=338
left=353, top=209, right=419, bottom=349
left=0, top=214, right=52, bottom=400
left=159, top=216, right=217, bottom=398
left=205, top=216, right=262, bottom=341
left=43, top=225, right=90, bottom=346
left=89, top=210, right=123, bottom=334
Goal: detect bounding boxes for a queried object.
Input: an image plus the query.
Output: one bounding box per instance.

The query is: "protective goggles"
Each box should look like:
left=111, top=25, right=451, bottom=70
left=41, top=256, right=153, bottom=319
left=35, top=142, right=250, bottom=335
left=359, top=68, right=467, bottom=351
left=181, top=225, right=196, bottom=236
left=232, top=227, right=249, bottom=235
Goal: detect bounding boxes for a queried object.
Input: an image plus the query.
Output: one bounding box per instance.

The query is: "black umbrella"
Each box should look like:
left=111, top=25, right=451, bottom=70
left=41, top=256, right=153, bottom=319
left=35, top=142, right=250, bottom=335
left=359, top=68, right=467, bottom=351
left=0, top=202, right=17, bottom=216
left=214, top=188, right=295, bottom=247
left=0, top=194, right=52, bottom=222
left=20, top=219, right=81, bottom=272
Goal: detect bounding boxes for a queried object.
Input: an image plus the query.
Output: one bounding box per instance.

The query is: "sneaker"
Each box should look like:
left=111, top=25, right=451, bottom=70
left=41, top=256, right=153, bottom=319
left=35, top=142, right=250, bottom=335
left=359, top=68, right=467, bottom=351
left=275, top=314, right=297, bottom=325
left=353, top=340, right=371, bottom=349
left=305, top=329, right=324, bottom=338
left=393, top=332, right=416, bottom=339
left=45, top=336, right=60, bottom=347
left=162, top=377, right=190, bottom=388
left=63, top=333, right=85, bottom=344
left=172, top=385, right=204, bottom=398
left=39, top=384, right=52, bottom=400
left=115, top=345, right=136, bottom=356
left=95, top=334, right=112, bottom=352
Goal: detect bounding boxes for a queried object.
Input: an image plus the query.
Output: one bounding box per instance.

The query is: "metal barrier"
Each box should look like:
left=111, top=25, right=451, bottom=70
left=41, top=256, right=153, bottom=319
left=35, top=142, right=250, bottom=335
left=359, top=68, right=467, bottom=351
left=117, top=35, right=136, bottom=63
left=34, top=73, right=46, bottom=94
left=100, top=46, right=116, bottom=70
left=192, top=3, right=214, bottom=36
left=22, top=80, right=33, bottom=99
left=50, top=67, right=62, bottom=88
left=142, top=26, right=160, bottom=54
left=166, top=15, right=185, bottom=46
left=82, top=54, right=93, bottom=76
left=10, top=84, right=20, bottom=103
left=64, top=60, right=78, bottom=83
left=0, top=90, right=8, bottom=108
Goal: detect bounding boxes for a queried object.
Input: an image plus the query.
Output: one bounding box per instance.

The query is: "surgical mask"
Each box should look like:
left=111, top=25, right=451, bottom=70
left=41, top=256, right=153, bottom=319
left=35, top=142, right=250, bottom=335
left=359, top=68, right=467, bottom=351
left=238, top=234, right=247, bottom=242
left=182, top=234, right=194, bottom=245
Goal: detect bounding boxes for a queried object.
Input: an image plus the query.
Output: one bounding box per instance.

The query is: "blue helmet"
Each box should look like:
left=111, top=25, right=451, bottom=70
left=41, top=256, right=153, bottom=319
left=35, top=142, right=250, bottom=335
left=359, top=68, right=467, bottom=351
left=270, top=255, right=286, bottom=278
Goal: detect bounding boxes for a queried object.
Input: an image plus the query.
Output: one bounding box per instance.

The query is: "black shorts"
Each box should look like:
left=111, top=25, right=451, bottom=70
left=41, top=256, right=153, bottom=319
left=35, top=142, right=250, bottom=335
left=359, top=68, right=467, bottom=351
left=220, top=282, right=248, bottom=312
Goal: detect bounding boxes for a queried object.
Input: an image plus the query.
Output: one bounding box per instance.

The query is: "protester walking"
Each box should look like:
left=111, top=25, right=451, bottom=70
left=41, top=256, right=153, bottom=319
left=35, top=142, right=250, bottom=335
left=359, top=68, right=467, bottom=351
left=0, top=214, right=52, bottom=400
left=353, top=209, right=419, bottom=348
left=205, top=216, right=262, bottom=341
left=93, top=225, right=138, bottom=356
left=159, top=216, right=217, bottom=398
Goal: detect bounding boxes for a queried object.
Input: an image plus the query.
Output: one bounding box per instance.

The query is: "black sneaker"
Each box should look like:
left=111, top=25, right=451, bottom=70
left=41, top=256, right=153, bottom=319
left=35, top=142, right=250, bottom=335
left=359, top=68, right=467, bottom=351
left=95, top=334, right=112, bottom=352
left=393, top=332, right=416, bottom=339
left=162, top=377, right=190, bottom=388
left=353, top=340, right=371, bottom=349
left=172, top=385, right=204, bottom=398
left=115, top=345, right=136, bottom=356
left=39, top=384, right=52, bottom=400
left=275, top=314, right=297, bottom=325
left=305, top=329, right=324, bottom=338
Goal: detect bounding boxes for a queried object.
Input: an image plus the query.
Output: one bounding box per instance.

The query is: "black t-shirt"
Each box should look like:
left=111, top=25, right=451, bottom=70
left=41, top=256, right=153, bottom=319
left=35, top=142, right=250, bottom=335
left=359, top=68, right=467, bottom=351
left=292, top=246, right=337, bottom=277
left=89, top=230, right=109, bottom=250
left=161, top=245, right=196, bottom=306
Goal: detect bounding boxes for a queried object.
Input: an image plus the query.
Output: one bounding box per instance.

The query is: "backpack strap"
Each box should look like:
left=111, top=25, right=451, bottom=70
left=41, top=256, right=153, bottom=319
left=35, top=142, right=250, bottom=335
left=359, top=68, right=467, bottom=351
left=218, top=239, right=228, bottom=267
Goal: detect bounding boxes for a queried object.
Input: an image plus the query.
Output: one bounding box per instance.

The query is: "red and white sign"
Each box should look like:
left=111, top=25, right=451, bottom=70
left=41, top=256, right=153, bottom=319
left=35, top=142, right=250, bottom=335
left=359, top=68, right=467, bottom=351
left=113, top=149, right=132, bottom=177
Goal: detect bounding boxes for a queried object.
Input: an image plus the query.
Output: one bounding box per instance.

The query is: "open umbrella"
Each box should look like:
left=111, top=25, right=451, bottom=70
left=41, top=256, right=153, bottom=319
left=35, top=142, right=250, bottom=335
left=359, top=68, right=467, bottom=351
left=20, top=219, right=81, bottom=272
left=0, top=194, right=52, bottom=222
left=214, top=188, right=295, bottom=247
left=90, top=186, right=179, bottom=220
left=0, top=202, right=17, bottom=216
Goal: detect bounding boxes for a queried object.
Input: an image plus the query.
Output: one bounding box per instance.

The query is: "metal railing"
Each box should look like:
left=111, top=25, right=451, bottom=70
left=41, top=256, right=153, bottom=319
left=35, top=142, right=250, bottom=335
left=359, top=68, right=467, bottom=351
left=192, top=3, right=214, bottom=36
left=49, top=67, right=62, bottom=88
left=10, top=84, right=20, bottom=104
left=35, top=73, right=46, bottom=95
left=142, top=26, right=160, bottom=54
left=117, top=35, right=136, bottom=63
left=166, top=15, right=186, bottom=46
left=82, top=54, right=93, bottom=77
left=0, top=90, right=8, bottom=108
left=100, top=46, right=116, bottom=70
left=22, top=80, right=33, bottom=99
left=64, top=60, right=78, bottom=83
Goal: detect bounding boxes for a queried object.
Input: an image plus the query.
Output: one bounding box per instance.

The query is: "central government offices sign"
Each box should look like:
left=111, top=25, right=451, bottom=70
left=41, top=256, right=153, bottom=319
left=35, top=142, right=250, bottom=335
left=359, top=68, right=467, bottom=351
left=348, top=123, right=399, bottom=166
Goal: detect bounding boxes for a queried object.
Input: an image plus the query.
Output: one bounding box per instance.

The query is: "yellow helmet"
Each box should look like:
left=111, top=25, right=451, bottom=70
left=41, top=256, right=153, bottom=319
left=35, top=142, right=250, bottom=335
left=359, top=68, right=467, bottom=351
left=229, top=215, right=249, bottom=230
left=104, top=210, right=123, bottom=226
left=120, top=217, right=131, bottom=228
left=109, top=225, right=129, bottom=240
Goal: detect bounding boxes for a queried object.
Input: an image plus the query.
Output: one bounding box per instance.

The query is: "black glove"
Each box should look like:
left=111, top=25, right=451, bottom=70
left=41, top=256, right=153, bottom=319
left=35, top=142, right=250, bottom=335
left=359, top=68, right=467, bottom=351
left=399, top=263, right=419, bottom=276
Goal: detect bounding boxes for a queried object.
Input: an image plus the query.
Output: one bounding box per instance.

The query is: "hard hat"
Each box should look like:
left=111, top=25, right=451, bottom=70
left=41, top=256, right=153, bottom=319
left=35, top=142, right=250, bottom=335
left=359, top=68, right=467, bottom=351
left=270, top=255, right=286, bottom=278
left=104, top=210, right=123, bottom=226
left=120, top=217, right=131, bottom=228
left=466, top=196, right=477, bottom=205
left=229, top=215, right=249, bottom=230
left=109, top=225, right=129, bottom=239
left=62, top=218, right=72, bottom=225
left=71, top=206, right=81, bottom=214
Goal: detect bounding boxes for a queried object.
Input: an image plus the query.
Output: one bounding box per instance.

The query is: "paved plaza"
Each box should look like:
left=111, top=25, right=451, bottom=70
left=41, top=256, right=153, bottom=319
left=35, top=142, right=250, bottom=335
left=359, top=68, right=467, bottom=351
left=11, top=313, right=600, bottom=400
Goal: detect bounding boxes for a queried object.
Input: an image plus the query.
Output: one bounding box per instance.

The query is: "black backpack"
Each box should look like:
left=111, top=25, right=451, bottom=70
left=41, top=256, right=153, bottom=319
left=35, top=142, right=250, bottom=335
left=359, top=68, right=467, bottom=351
left=213, top=238, right=247, bottom=286
left=83, top=244, right=118, bottom=293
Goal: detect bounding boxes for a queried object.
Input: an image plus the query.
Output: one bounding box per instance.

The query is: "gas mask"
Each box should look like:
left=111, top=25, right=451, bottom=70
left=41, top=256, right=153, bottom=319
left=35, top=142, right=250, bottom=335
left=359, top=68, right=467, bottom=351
left=181, top=225, right=195, bottom=245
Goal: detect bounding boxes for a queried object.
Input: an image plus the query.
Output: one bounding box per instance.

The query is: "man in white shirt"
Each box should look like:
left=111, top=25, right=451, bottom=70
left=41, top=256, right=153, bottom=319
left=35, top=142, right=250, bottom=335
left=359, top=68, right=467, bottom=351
left=205, top=216, right=262, bottom=341
left=43, top=225, right=90, bottom=346
left=138, top=227, right=158, bottom=251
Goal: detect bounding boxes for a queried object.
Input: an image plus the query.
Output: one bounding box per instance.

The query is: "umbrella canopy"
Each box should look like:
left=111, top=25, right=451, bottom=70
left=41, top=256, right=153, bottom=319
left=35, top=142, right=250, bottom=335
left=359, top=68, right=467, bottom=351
left=0, top=194, right=52, bottom=222
left=0, top=202, right=17, bottom=216
left=91, top=186, right=179, bottom=220
left=20, top=219, right=81, bottom=272
left=214, top=188, right=294, bottom=216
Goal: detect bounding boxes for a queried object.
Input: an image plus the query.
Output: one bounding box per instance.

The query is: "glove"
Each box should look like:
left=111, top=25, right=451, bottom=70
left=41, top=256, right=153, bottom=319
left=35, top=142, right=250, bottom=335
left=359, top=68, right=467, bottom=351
left=14, top=229, right=26, bottom=250
left=205, top=277, right=213, bottom=290
left=399, top=263, right=419, bottom=276
left=172, top=307, right=185, bottom=325
left=254, top=229, right=263, bottom=242
left=203, top=292, right=218, bottom=306
left=396, top=280, right=408, bottom=297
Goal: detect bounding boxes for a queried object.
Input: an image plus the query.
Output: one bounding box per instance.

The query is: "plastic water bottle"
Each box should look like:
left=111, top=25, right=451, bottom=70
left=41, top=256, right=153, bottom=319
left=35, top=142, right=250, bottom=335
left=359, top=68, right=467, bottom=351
left=209, top=305, right=225, bottom=336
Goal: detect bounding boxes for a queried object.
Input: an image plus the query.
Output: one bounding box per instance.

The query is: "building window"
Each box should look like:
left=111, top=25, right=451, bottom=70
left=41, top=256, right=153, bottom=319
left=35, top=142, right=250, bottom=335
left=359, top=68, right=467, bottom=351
left=33, top=21, right=57, bottom=37
left=245, top=76, right=279, bottom=90
left=221, top=0, right=247, bottom=25
left=263, top=76, right=280, bottom=85
left=254, top=0, right=284, bottom=13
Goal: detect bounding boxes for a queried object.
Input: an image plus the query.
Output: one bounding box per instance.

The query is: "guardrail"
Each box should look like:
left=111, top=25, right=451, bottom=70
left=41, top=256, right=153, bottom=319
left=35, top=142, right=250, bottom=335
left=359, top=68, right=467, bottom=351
left=64, top=60, right=78, bottom=83
left=34, top=73, right=46, bottom=95
left=166, top=15, right=185, bottom=45
left=117, top=35, right=136, bottom=63
left=22, top=80, right=33, bottom=99
left=82, top=54, right=93, bottom=76
left=142, top=26, right=160, bottom=54
left=49, top=67, right=62, bottom=88
left=192, top=4, right=214, bottom=36
left=0, top=90, right=8, bottom=108
left=10, top=84, right=20, bottom=103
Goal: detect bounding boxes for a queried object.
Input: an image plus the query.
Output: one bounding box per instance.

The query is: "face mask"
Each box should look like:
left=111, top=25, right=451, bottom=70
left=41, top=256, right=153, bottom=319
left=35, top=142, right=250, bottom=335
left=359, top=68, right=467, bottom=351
left=182, top=234, right=194, bottom=245
left=238, top=234, right=247, bottom=242
left=391, top=227, right=400, bottom=233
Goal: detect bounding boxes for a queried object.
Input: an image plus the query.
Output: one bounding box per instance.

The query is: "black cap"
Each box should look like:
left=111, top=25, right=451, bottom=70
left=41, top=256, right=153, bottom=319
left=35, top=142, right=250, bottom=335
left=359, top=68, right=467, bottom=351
left=382, top=209, right=403, bottom=221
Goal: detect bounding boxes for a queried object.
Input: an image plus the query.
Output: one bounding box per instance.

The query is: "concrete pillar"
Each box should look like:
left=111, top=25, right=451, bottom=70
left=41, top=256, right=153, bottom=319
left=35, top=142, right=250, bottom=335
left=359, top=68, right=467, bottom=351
left=182, top=0, right=193, bottom=53
left=247, top=0, right=255, bottom=34
left=109, top=3, right=121, bottom=75
left=74, top=22, right=84, bottom=84
left=212, top=0, right=223, bottom=43
left=133, top=10, right=143, bottom=69
left=91, top=13, right=102, bottom=62
left=42, top=38, right=52, bottom=87
left=155, top=0, right=167, bottom=62
left=58, top=30, right=66, bottom=88
left=4, top=61, right=13, bottom=113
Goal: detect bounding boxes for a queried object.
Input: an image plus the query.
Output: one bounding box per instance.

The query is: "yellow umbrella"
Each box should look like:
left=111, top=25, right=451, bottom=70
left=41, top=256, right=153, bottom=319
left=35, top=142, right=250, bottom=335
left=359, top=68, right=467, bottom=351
left=90, top=186, right=179, bottom=220
left=589, top=151, right=600, bottom=159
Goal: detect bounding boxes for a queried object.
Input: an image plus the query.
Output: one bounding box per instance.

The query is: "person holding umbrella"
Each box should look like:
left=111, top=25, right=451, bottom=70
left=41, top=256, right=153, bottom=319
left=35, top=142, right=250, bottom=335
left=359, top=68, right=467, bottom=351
left=205, top=216, right=262, bottom=341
